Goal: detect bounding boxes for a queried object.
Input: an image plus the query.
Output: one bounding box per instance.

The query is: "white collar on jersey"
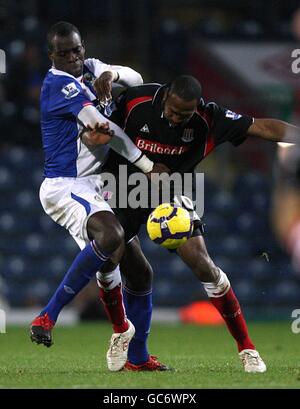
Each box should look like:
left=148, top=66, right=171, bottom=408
left=49, top=67, right=83, bottom=81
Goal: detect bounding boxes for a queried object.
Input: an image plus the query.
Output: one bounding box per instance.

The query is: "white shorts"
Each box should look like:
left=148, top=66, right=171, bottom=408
left=39, top=175, right=113, bottom=250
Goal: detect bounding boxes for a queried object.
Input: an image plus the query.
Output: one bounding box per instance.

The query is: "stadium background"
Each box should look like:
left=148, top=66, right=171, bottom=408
left=0, top=0, right=300, bottom=325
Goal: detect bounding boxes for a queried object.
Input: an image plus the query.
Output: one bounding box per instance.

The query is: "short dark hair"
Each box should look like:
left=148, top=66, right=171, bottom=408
left=47, top=21, right=81, bottom=51
left=169, top=75, right=202, bottom=103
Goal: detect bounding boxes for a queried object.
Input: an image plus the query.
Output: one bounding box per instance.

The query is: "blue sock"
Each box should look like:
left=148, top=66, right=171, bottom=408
left=40, top=241, right=110, bottom=322
left=123, top=287, right=152, bottom=365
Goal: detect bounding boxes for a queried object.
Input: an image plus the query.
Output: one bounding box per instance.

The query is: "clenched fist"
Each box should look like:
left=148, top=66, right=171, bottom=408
left=80, top=122, right=114, bottom=146
left=94, top=71, right=118, bottom=103
left=145, top=163, right=170, bottom=180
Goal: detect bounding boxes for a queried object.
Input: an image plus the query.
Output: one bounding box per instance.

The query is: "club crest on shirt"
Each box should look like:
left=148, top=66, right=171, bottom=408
left=98, top=101, right=116, bottom=117
left=61, top=82, right=80, bottom=99
left=83, top=72, right=96, bottom=85
left=225, top=110, right=241, bottom=120
left=181, top=129, right=194, bottom=142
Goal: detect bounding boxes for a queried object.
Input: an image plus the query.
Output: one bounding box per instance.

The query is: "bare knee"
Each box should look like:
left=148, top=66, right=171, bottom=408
left=87, top=211, right=125, bottom=255
left=93, top=220, right=124, bottom=254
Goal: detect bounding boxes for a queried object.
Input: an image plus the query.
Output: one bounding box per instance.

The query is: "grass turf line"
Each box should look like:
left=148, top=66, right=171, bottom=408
left=0, top=322, right=299, bottom=389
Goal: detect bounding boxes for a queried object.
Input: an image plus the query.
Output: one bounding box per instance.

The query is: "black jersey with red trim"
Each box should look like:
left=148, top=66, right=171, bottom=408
left=104, top=83, right=253, bottom=175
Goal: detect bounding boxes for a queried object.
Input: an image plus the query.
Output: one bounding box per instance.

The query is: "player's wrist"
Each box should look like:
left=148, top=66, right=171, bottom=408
left=133, top=154, right=154, bottom=173
left=112, top=71, right=120, bottom=82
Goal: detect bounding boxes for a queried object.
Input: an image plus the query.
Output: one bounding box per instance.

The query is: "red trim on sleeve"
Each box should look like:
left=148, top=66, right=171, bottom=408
left=204, top=133, right=215, bottom=157
left=125, top=96, right=153, bottom=125
left=196, top=107, right=215, bottom=158
left=82, top=102, right=94, bottom=107
left=196, top=108, right=213, bottom=129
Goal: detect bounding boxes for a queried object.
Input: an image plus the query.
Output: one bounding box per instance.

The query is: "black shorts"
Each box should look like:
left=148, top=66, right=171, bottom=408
left=113, top=206, right=204, bottom=243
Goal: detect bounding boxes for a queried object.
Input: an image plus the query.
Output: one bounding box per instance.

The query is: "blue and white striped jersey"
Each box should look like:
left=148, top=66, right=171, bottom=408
left=40, top=58, right=143, bottom=178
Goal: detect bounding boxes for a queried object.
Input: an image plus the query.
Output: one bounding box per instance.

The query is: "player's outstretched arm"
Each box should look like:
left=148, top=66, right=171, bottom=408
left=78, top=104, right=157, bottom=173
left=247, top=118, right=300, bottom=144
left=80, top=123, right=169, bottom=176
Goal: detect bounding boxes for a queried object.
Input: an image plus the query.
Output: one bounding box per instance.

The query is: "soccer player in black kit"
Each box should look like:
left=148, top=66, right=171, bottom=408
left=97, top=75, right=299, bottom=373
left=97, top=76, right=266, bottom=373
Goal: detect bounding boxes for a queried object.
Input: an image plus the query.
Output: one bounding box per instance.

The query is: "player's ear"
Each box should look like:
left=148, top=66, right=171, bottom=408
left=48, top=49, right=54, bottom=63
left=162, top=87, right=170, bottom=104
left=198, top=98, right=205, bottom=108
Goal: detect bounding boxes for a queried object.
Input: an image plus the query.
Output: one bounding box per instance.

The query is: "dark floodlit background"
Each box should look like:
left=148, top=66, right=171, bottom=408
left=0, top=0, right=299, bottom=323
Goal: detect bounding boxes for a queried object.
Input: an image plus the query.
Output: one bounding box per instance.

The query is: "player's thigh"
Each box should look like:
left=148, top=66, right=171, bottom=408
left=120, top=236, right=153, bottom=291
left=39, top=175, right=113, bottom=245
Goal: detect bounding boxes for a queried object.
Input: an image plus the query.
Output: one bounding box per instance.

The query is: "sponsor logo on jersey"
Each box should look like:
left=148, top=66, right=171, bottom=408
left=136, top=137, right=190, bottom=155
left=181, top=129, right=194, bottom=142
left=140, top=124, right=150, bottom=133
left=61, top=82, right=80, bottom=99
left=225, top=110, right=241, bottom=120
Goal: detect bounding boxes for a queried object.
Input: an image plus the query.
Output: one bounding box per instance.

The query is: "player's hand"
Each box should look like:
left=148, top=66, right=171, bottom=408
left=80, top=122, right=114, bottom=146
left=150, top=163, right=170, bottom=174
left=94, top=71, right=115, bottom=103
left=145, top=163, right=170, bottom=180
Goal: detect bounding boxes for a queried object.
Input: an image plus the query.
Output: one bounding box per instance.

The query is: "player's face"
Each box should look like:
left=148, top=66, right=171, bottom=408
left=49, top=32, right=85, bottom=77
left=163, top=92, right=197, bottom=127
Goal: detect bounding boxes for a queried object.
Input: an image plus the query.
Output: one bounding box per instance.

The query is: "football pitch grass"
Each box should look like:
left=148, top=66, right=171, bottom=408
left=0, top=321, right=299, bottom=389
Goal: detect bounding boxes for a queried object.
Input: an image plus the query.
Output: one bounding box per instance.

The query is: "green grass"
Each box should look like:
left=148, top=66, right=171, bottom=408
left=0, top=322, right=299, bottom=389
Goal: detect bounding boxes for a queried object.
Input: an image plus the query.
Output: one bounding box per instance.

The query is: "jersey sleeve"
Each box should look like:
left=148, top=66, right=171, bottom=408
left=171, top=104, right=253, bottom=174
left=84, top=58, right=114, bottom=78
left=84, top=58, right=143, bottom=86
left=111, top=89, right=129, bottom=127
left=47, top=76, right=93, bottom=117
left=209, top=103, right=253, bottom=147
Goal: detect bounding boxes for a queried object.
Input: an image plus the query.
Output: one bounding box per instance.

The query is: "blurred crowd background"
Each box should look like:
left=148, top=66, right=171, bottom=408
left=0, top=0, right=300, bottom=321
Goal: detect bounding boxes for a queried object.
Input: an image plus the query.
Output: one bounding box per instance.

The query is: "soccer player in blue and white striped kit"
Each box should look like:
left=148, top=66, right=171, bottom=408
left=29, top=21, right=167, bottom=372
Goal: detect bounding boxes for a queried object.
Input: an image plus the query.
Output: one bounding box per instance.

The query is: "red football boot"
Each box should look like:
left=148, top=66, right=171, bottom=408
left=124, top=355, right=173, bottom=371
left=30, top=313, right=55, bottom=348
